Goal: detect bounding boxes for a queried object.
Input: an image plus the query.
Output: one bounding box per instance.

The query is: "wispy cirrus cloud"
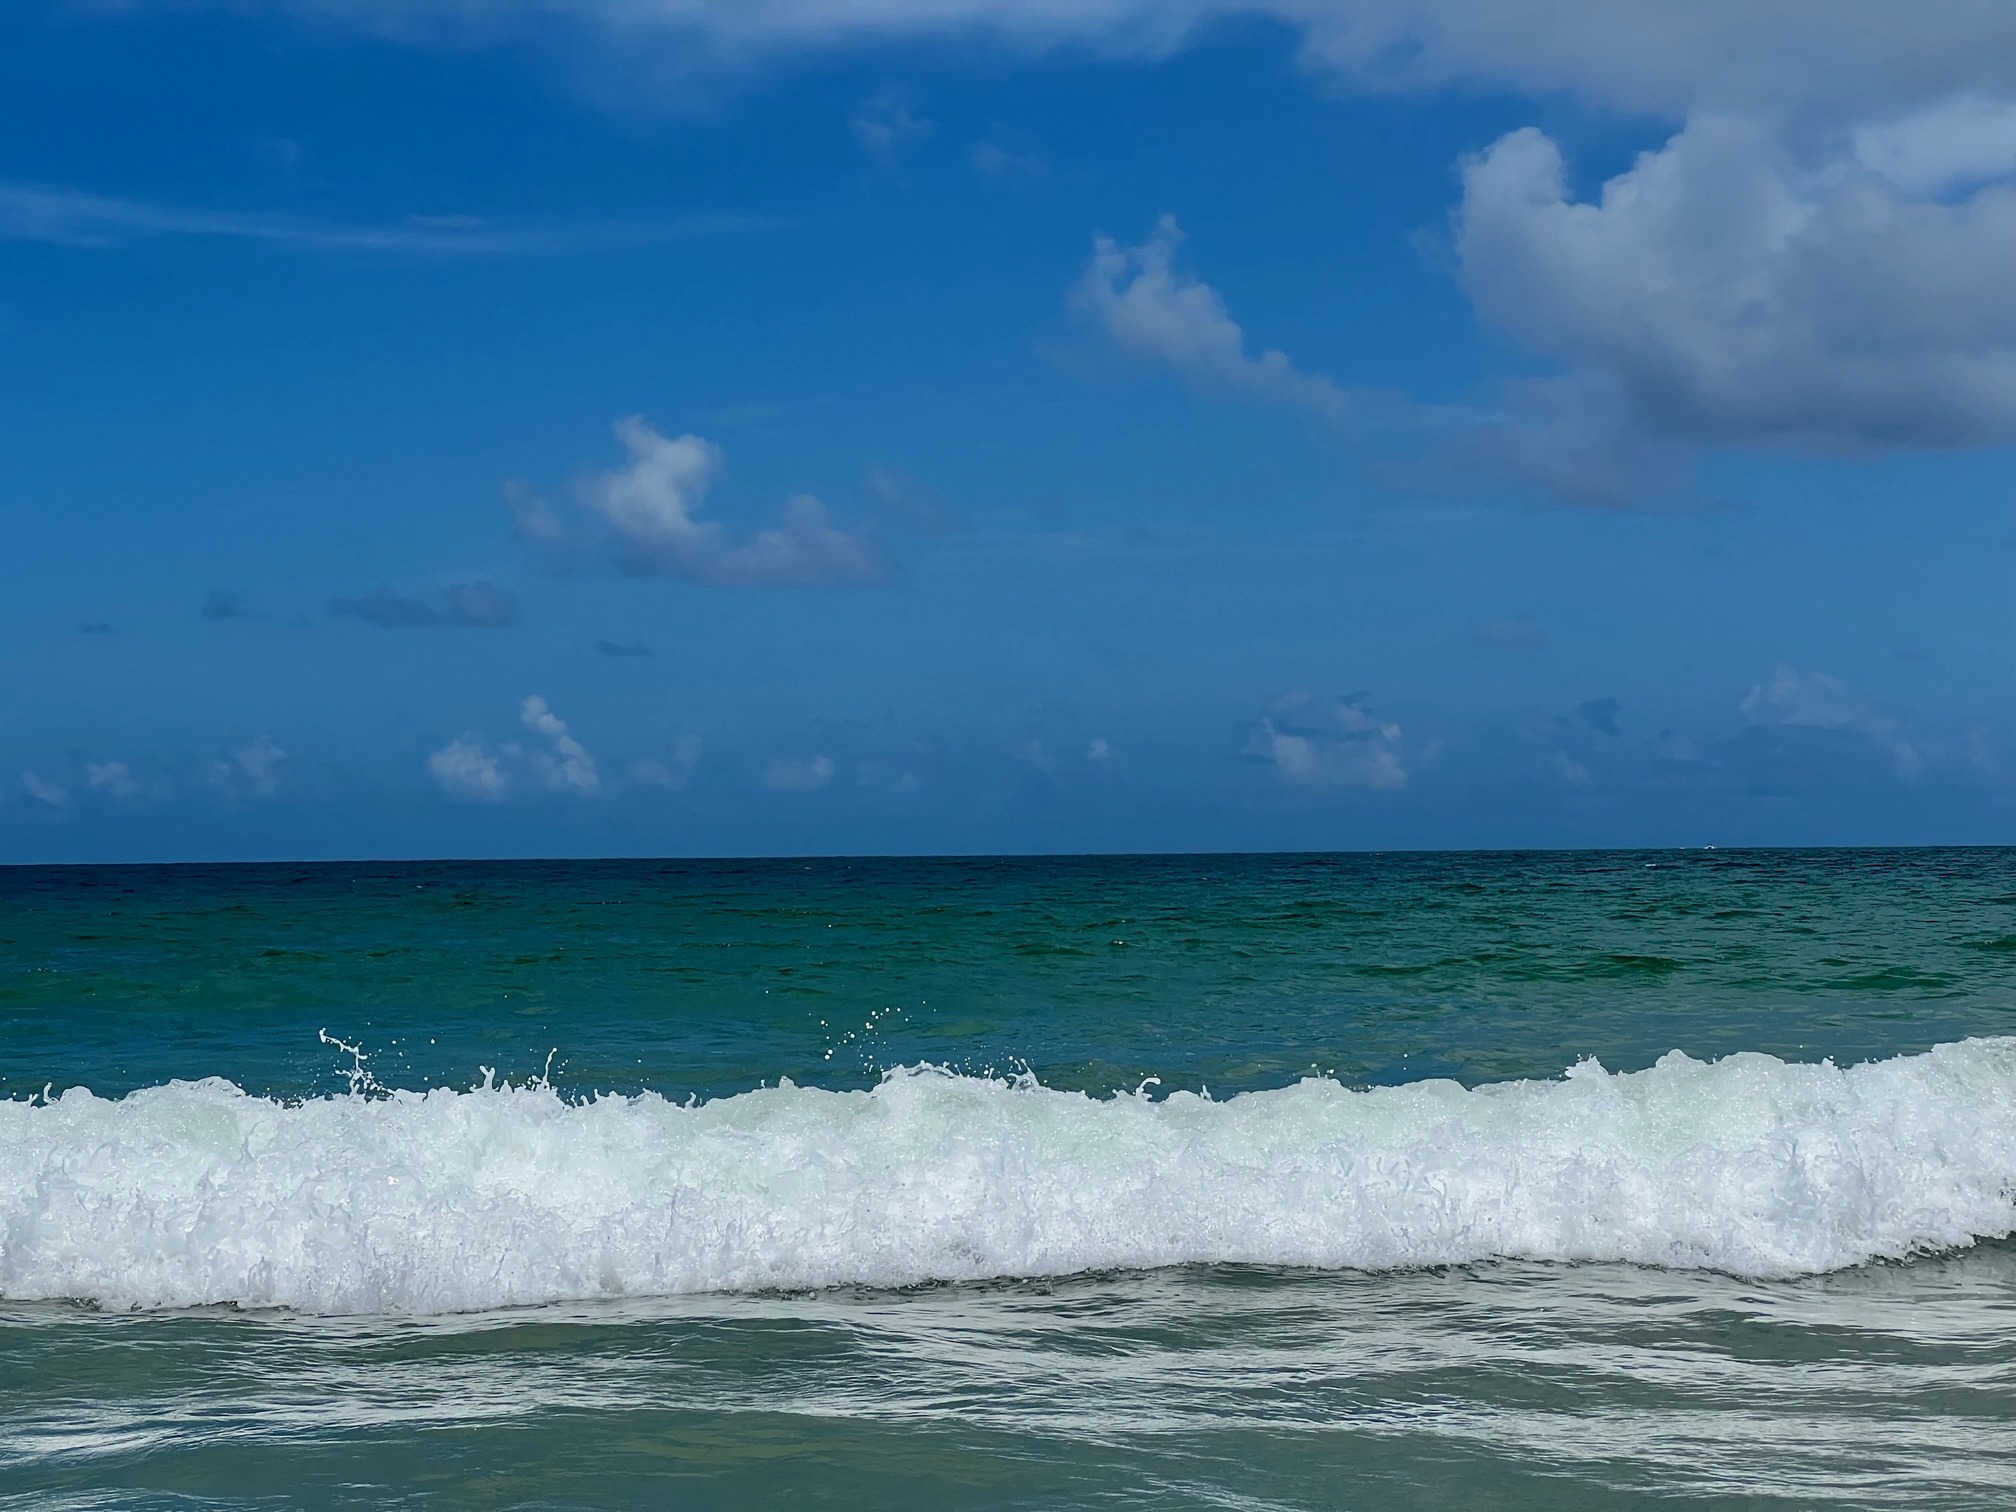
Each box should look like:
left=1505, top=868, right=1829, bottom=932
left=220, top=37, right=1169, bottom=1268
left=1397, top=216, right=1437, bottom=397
left=0, top=180, right=779, bottom=256
left=90, top=3, right=2016, bottom=121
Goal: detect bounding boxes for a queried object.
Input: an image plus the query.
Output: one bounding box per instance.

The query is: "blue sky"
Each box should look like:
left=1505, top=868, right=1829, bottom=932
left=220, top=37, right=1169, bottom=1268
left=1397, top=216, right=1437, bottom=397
left=3, top=1, right=2013, bottom=860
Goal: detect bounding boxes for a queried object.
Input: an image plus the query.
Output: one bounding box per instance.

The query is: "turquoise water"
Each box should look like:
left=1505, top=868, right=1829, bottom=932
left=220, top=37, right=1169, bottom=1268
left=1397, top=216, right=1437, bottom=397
left=5, top=849, right=2016, bottom=1506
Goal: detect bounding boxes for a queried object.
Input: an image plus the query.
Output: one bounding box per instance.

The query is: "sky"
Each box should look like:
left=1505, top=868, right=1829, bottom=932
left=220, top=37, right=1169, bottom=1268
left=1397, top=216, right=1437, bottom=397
left=3, top=0, right=2014, bottom=861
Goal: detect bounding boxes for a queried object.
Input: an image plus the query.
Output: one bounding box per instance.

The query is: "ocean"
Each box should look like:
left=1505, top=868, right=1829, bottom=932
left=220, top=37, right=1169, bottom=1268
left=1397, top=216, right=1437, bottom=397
left=4, top=848, right=2016, bottom=1507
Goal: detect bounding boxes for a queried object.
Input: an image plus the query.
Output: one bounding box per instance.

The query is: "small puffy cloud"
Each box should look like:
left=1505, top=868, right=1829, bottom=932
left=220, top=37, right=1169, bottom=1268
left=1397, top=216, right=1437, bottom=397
left=1087, top=737, right=1112, bottom=762
left=428, top=734, right=509, bottom=802
left=502, top=478, right=568, bottom=545
left=21, top=771, right=69, bottom=809
left=426, top=695, right=602, bottom=800
left=521, top=695, right=600, bottom=794
left=1070, top=216, right=1352, bottom=423
left=213, top=735, right=286, bottom=798
left=84, top=760, right=142, bottom=799
left=19, top=756, right=172, bottom=810
left=442, top=581, right=519, bottom=627
left=330, top=581, right=518, bottom=629
left=863, top=463, right=962, bottom=536
left=1247, top=694, right=1407, bottom=790
left=507, top=417, right=891, bottom=588
left=970, top=141, right=1046, bottom=178
left=763, top=754, right=835, bottom=792
left=237, top=736, right=285, bottom=792
left=1450, top=111, right=2016, bottom=502
left=583, top=424, right=724, bottom=557
left=1468, top=618, right=1549, bottom=651
left=851, top=91, right=932, bottom=157
left=1740, top=665, right=1921, bottom=778
left=630, top=734, right=702, bottom=790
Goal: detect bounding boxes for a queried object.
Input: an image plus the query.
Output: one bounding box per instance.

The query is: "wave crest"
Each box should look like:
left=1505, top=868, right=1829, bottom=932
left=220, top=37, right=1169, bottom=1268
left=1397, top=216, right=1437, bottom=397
left=6, top=1039, right=2016, bottom=1314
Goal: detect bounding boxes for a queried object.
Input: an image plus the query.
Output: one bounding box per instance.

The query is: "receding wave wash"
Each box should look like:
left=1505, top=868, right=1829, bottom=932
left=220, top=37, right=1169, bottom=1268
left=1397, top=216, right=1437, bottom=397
left=7, top=1038, right=2015, bottom=1315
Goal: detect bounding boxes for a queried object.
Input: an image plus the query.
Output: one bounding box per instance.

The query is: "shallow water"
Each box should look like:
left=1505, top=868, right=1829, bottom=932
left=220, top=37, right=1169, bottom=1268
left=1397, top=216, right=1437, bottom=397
left=4, top=848, right=2016, bottom=1506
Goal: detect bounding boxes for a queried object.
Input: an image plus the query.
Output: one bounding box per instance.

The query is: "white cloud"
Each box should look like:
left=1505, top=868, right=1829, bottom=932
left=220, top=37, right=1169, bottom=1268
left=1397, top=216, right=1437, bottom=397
left=629, top=734, right=703, bottom=790
left=862, top=463, right=961, bottom=535
left=1071, top=216, right=1351, bottom=423
left=852, top=91, right=933, bottom=156
left=81, top=4, right=2016, bottom=507
left=1450, top=113, right=2016, bottom=501
left=84, top=761, right=142, bottom=800
left=1852, top=95, right=2016, bottom=198
left=21, top=772, right=70, bottom=809
left=0, top=180, right=771, bottom=255
left=581, top=422, right=726, bottom=557
left=1247, top=695, right=1407, bottom=790
left=501, top=478, right=568, bottom=545
left=521, top=695, right=601, bottom=794
left=1087, top=737, right=1112, bottom=762
left=18, top=758, right=175, bottom=810
left=508, top=417, right=891, bottom=587
left=1283, top=3, right=2016, bottom=118
left=428, top=734, right=509, bottom=802
left=970, top=141, right=1046, bottom=178
left=1740, top=665, right=1922, bottom=778
left=763, top=754, right=835, bottom=792
left=426, top=697, right=643, bottom=801
left=213, top=735, right=286, bottom=798
left=122, top=4, right=2016, bottom=121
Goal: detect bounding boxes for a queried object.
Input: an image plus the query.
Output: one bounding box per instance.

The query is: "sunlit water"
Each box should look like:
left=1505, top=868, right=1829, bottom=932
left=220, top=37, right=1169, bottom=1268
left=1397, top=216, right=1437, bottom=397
left=4, top=849, right=2016, bottom=1506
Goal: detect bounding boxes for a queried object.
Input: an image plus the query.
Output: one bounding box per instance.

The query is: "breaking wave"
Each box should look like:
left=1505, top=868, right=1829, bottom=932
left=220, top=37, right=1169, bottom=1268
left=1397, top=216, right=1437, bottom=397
left=6, top=1038, right=2016, bottom=1314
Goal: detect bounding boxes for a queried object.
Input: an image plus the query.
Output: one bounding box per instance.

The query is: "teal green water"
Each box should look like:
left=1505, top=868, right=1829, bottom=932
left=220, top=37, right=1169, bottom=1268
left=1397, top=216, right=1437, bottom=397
left=5, top=849, right=2016, bottom=1506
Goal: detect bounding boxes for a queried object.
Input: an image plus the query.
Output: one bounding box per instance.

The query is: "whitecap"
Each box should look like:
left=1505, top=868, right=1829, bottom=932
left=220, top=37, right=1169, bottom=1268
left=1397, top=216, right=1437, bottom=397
left=4, top=1038, right=2015, bottom=1314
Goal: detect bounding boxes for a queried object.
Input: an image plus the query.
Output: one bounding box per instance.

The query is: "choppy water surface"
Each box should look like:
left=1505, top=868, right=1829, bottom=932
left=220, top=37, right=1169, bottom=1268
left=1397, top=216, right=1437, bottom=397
left=4, top=848, right=2016, bottom=1507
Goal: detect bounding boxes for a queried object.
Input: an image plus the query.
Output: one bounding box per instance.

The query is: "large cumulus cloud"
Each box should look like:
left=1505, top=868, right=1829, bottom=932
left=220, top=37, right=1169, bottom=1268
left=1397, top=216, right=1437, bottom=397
left=1447, top=107, right=2016, bottom=501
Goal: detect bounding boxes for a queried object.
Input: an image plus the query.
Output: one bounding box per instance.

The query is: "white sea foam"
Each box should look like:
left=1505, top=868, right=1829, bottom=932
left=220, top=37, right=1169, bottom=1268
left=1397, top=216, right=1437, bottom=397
left=5, top=1039, right=2016, bottom=1315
